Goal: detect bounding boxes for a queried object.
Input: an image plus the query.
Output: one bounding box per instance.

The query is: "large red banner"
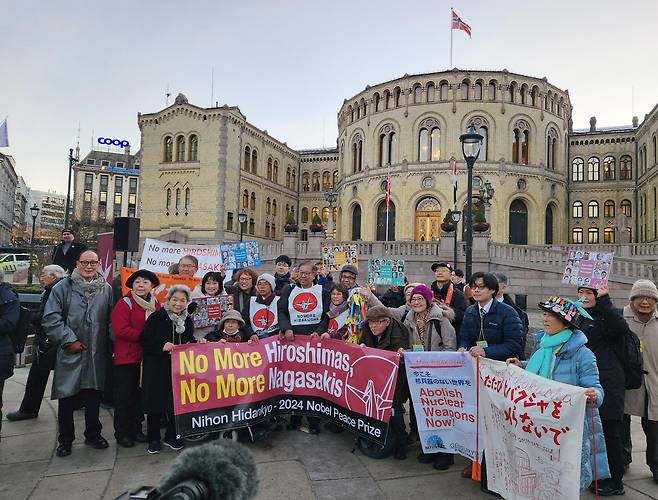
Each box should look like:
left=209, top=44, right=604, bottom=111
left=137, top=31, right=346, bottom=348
left=171, top=337, right=400, bottom=444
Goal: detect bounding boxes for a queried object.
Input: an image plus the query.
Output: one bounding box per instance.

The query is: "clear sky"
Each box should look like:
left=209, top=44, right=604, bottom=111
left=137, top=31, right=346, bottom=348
left=2, top=0, right=657, bottom=193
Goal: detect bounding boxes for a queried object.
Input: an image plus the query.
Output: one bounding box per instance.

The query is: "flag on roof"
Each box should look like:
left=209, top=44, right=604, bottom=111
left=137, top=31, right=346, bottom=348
left=451, top=9, right=472, bottom=38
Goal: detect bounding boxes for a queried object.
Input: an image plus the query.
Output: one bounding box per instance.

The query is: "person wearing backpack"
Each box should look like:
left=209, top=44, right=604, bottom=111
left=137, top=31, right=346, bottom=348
left=578, top=284, right=635, bottom=496
left=622, top=280, right=658, bottom=483
left=0, top=268, right=20, bottom=442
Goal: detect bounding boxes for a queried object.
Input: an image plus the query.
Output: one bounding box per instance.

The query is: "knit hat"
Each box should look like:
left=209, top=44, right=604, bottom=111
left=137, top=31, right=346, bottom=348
left=629, top=279, right=658, bottom=301
left=218, top=309, right=245, bottom=330
left=126, top=269, right=160, bottom=288
left=366, top=305, right=393, bottom=322
left=411, top=284, right=434, bottom=307
left=340, top=264, right=359, bottom=277
left=256, top=273, right=276, bottom=293
left=538, top=295, right=593, bottom=327
left=404, top=282, right=423, bottom=294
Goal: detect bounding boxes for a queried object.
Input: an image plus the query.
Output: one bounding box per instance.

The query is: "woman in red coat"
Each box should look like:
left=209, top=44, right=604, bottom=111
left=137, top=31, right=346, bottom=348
left=111, top=269, right=160, bottom=448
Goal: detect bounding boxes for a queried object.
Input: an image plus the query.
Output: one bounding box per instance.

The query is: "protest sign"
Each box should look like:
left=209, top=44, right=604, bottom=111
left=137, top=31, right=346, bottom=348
left=220, top=241, right=261, bottom=270
left=192, top=296, right=227, bottom=329
left=120, top=267, right=201, bottom=304
left=367, top=258, right=405, bottom=286
left=562, top=249, right=613, bottom=288
left=171, top=337, right=400, bottom=444
left=478, top=357, right=587, bottom=500
left=139, top=238, right=223, bottom=277
left=405, top=352, right=480, bottom=460
left=321, top=244, right=358, bottom=272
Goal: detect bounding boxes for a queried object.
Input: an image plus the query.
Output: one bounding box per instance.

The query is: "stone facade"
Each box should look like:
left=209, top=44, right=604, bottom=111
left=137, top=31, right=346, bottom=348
left=137, top=70, right=657, bottom=247
left=0, top=153, right=18, bottom=246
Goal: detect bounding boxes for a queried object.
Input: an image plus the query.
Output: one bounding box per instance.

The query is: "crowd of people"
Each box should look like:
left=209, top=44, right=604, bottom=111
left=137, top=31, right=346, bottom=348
left=1, top=229, right=658, bottom=497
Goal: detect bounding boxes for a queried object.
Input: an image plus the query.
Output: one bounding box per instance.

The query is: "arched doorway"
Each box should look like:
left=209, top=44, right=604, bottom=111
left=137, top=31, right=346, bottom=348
left=376, top=200, right=395, bottom=241
left=545, top=204, right=554, bottom=244
left=509, top=199, right=528, bottom=244
left=351, top=205, right=361, bottom=240
left=415, top=197, right=441, bottom=241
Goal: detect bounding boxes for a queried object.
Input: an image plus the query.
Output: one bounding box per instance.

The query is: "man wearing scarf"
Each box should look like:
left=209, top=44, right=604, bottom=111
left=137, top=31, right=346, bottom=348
left=42, top=250, right=114, bottom=458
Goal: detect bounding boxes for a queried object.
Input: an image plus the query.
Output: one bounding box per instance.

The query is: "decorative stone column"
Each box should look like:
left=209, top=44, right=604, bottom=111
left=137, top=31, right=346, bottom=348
left=307, top=232, right=323, bottom=260
left=283, top=232, right=297, bottom=259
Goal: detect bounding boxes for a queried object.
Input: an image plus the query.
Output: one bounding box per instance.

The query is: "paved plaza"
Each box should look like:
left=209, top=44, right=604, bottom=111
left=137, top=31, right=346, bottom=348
left=2, top=367, right=658, bottom=500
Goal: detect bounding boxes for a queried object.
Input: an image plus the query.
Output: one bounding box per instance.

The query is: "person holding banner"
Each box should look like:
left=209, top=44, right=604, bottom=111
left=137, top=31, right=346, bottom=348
left=360, top=305, right=410, bottom=460
left=322, top=284, right=350, bottom=340
left=507, top=296, right=610, bottom=491
left=244, top=274, right=279, bottom=341
left=278, top=261, right=330, bottom=434
left=111, top=269, right=161, bottom=448
left=140, top=285, right=200, bottom=454
left=403, top=284, right=457, bottom=470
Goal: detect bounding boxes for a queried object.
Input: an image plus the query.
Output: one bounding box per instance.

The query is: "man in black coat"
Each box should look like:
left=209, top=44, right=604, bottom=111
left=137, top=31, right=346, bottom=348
left=492, top=272, right=529, bottom=359
left=51, top=228, right=87, bottom=275
left=7, top=265, right=66, bottom=421
left=578, top=285, right=632, bottom=496
left=0, top=268, right=21, bottom=442
left=430, top=262, right=468, bottom=340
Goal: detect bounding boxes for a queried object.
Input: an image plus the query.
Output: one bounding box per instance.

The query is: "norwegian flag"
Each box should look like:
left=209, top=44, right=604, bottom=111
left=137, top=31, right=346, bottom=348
left=450, top=157, right=458, bottom=188
left=451, top=9, right=471, bottom=38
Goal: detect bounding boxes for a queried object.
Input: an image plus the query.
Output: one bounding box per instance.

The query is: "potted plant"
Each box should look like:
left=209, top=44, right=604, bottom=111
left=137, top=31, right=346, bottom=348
left=284, top=213, right=298, bottom=232
left=441, top=209, right=456, bottom=232
left=473, top=206, right=490, bottom=232
left=309, top=213, right=324, bottom=233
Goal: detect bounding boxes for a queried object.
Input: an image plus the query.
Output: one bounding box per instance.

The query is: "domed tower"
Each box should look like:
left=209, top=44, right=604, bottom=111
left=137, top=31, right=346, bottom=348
left=335, top=69, right=571, bottom=245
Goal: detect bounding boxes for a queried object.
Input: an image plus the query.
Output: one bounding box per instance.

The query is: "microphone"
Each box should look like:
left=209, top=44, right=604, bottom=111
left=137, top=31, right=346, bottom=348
left=158, top=440, right=259, bottom=500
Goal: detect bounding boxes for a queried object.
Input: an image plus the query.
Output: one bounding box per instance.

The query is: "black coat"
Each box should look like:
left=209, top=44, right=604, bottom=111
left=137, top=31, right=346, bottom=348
left=579, top=294, right=631, bottom=420
left=380, top=288, right=405, bottom=308
left=140, top=308, right=195, bottom=414
left=34, top=279, right=61, bottom=343
left=430, top=281, right=468, bottom=336
left=361, top=318, right=410, bottom=407
left=0, top=282, right=20, bottom=379
left=501, top=294, right=529, bottom=358
left=52, top=241, right=88, bottom=275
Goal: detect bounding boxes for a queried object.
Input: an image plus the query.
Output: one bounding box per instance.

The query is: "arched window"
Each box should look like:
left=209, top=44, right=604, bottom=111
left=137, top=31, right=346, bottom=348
left=546, top=128, right=558, bottom=169
left=531, top=87, right=539, bottom=107
left=188, top=134, right=198, bottom=161
left=374, top=93, right=381, bottom=112
left=474, top=81, right=483, bottom=100
left=620, top=155, right=632, bottom=180
left=175, top=135, right=185, bottom=162
left=488, top=80, right=497, bottom=100
left=413, top=84, right=422, bottom=103
left=461, top=80, right=469, bottom=100
left=166, top=188, right=171, bottom=210
left=360, top=98, right=366, bottom=117
left=273, top=160, right=278, bottom=183
left=604, top=227, right=615, bottom=243
left=312, top=172, right=320, bottom=191
left=354, top=102, right=360, bottom=120
left=322, top=171, right=331, bottom=191
left=508, top=82, right=516, bottom=103
left=509, top=199, right=528, bottom=244
left=251, top=149, right=258, bottom=174
left=479, top=126, right=488, bottom=161
left=311, top=206, right=320, bottom=220
left=572, top=227, right=583, bottom=243
left=440, top=81, right=449, bottom=101
left=163, top=136, right=173, bottom=162
left=243, top=146, right=251, bottom=171
left=520, top=84, right=528, bottom=105
left=291, top=170, right=296, bottom=190
left=267, top=157, right=273, bottom=181
left=175, top=188, right=180, bottom=210
left=572, top=158, right=584, bottom=181
left=418, top=122, right=441, bottom=162
left=572, top=201, right=583, bottom=218
left=351, top=134, right=363, bottom=173
left=394, top=87, right=403, bottom=107
left=603, top=156, right=615, bottom=180
left=604, top=200, right=615, bottom=217
left=348, top=106, right=354, bottom=123
left=512, top=121, right=530, bottom=165
left=272, top=199, right=277, bottom=216
left=185, top=187, right=190, bottom=210
left=333, top=170, right=338, bottom=187
left=426, top=83, right=435, bottom=102
left=265, top=197, right=271, bottom=215
left=654, top=135, right=657, bottom=165
left=587, top=157, right=600, bottom=181
left=249, top=192, right=256, bottom=211
left=384, top=90, right=391, bottom=109
left=302, top=173, right=310, bottom=192
left=322, top=207, right=329, bottom=223
left=351, top=205, right=362, bottom=240
left=301, top=207, right=309, bottom=223
left=621, top=199, right=632, bottom=217
left=588, top=200, right=599, bottom=218
left=286, top=167, right=291, bottom=188
left=588, top=227, right=599, bottom=244
left=242, top=189, right=249, bottom=208
left=378, top=125, right=397, bottom=166
left=376, top=200, right=395, bottom=241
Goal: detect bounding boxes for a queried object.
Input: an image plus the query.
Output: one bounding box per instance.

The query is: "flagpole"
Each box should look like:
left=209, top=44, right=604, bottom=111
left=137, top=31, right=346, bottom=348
left=450, top=8, right=453, bottom=68
left=385, top=163, right=390, bottom=242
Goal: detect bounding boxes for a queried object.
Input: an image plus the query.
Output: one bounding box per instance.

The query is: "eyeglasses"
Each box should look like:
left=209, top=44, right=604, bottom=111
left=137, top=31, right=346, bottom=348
left=471, top=283, right=487, bottom=291
left=79, top=261, right=99, bottom=267
left=298, top=271, right=312, bottom=276
left=238, top=276, right=253, bottom=282
left=369, top=318, right=390, bottom=324
left=410, top=297, right=426, bottom=303
left=179, top=264, right=197, bottom=269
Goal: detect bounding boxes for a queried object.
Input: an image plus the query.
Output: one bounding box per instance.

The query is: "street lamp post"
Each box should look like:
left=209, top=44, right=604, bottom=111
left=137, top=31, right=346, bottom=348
left=238, top=209, right=247, bottom=242
left=324, top=187, right=338, bottom=240
left=28, top=203, right=40, bottom=285
left=459, top=124, right=483, bottom=280
left=451, top=209, right=462, bottom=271
left=64, top=148, right=78, bottom=229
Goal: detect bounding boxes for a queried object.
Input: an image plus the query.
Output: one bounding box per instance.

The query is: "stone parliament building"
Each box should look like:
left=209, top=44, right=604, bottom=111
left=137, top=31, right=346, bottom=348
left=136, top=69, right=658, bottom=301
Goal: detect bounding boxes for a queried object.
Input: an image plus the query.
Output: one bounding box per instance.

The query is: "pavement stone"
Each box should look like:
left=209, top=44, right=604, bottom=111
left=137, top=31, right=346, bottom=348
left=0, top=460, right=49, bottom=499
left=29, top=470, right=112, bottom=500
left=256, top=460, right=314, bottom=500
left=313, top=477, right=384, bottom=500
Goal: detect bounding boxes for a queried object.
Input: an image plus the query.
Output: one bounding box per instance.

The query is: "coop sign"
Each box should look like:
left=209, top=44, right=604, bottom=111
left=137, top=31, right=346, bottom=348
left=98, top=137, right=130, bottom=148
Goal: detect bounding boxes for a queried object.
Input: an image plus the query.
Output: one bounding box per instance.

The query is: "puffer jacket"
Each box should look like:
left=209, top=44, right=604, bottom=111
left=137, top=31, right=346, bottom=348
left=459, top=299, right=523, bottom=361
left=530, top=330, right=611, bottom=488
left=403, top=303, right=456, bottom=352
